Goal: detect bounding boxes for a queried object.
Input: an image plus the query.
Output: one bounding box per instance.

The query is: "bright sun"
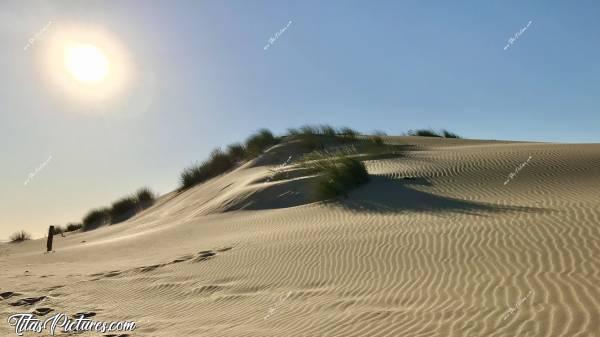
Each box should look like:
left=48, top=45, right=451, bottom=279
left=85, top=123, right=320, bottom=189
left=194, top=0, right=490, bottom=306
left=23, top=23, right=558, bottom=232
left=63, top=43, right=109, bottom=83
left=43, top=25, right=133, bottom=104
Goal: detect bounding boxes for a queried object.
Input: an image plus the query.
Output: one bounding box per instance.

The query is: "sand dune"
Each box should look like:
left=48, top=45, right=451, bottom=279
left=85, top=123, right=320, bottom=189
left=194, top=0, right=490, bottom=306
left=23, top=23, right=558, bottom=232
left=1, top=137, right=599, bottom=337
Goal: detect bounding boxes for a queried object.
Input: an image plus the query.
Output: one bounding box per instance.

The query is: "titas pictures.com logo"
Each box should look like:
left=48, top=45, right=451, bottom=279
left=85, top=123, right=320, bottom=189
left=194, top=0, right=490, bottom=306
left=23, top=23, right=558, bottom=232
left=7, top=313, right=136, bottom=336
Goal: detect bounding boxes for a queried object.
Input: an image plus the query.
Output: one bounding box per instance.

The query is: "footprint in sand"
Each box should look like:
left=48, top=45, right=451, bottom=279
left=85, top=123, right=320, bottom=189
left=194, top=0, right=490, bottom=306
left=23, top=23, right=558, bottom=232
left=89, top=247, right=233, bottom=279
left=43, top=285, right=65, bottom=292
left=138, top=263, right=170, bottom=273
left=72, top=312, right=97, bottom=319
left=192, top=247, right=233, bottom=262
left=194, top=250, right=217, bottom=262
left=0, top=291, right=20, bottom=300
left=103, top=271, right=123, bottom=278
left=170, top=254, right=195, bottom=264
left=32, top=307, right=54, bottom=316
left=10, top=296, right=46, bottom=307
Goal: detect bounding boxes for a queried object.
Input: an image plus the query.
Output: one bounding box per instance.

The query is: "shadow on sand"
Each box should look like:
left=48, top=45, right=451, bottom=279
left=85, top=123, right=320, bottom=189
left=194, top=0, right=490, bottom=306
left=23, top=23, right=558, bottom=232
left=231, top=174, right=541, bottom=217
left=338, top=175, right=540, bottom=216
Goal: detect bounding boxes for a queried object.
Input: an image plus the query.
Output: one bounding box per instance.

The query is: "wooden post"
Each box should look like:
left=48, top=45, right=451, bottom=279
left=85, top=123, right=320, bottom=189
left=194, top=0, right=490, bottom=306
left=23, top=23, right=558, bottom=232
left=47, top=226, right=54, bottom=252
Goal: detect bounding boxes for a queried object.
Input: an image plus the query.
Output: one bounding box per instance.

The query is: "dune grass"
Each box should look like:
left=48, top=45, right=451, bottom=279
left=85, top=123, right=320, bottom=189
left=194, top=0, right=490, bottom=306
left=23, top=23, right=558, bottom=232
left=10, top=230, right=32, bottom=243
left=178, top=126, right=372, bottom=191
left=339, top=127, right=359, bottom=139
left=244, top=129, right=278, bottom=158
left=285, top=125, right=360, bottom=151
left=135, top=187, right=156, bottom=210
left=82, top=208, right=111, bottom=231
left=79, top=187, right=157, bottom=230
left=286, top=125, right=359, bottom=139
left=110, top=187, right=157, bottom=225
left=408, top=129, right=442, bottom=137
left=65, top=223, right=83, bottom=232
left=226, top=143, right=246, bottom=162
left=180, top=149, right=236, bottom=189
left=180, top=129, right=279, bottom=190
left=109, top=196, right=140, bottom=224
left=407, top=128, right=461, bottom=138
left=52, top=226, right=65, bottom=235
left=308, top=157, right=370, bottom=200
left=441, top=129, right=461, bottom=138
left=62, top=125, right=461, bottom=233
left=370, top=135, right=384, bottom=146
left=298, top=134, right=401, bottom=166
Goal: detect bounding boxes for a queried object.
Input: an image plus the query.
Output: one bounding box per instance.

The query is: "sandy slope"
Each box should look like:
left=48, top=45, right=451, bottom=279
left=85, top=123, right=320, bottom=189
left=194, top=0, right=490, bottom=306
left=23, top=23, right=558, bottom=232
left=1, top=137, right=599, bottom=337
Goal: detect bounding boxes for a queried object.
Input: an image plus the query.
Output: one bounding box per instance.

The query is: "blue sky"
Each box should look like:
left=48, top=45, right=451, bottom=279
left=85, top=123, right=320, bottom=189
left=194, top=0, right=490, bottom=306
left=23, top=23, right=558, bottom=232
left=1, top=0, right=599, bottom=238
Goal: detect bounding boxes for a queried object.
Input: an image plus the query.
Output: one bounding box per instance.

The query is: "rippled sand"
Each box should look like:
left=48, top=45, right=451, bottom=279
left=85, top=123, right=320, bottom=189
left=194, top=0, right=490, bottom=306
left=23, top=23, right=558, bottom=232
left=1, top=137, right=599, bottom=337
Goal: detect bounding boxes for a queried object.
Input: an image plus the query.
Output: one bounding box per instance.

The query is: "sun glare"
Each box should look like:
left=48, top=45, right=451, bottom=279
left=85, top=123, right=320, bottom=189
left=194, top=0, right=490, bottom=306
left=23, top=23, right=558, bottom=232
left=63, top=43, right=109, bottom=83
left=42, top=24, right=135, bottom=108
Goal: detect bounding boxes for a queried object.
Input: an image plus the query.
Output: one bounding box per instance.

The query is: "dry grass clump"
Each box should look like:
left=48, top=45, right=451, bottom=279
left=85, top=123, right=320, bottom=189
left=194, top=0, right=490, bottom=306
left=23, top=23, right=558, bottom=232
left=226, top=143, right=246, bottom=162
left=180, top=149, right=236, bottom=189
left=370, top=135, right=384, bottom=146
left=82, top=208, right=111, bottom=231
left=65, top=223, right=83, bottom=232
left=441, top=129, right=461, bottom=138
left=308, top=157, right=370, bottom=200
left=80, top=187, right=157, bottom=230
left=135, top=187, right=156, bottom=209
left=10, top=230, right=32, bottom=243
left=244, top=129, right=278, bottom=158
left=339, top=127, right=359, bottom=139
left=180, top=129, right=279, bottom=190
left=285, top=124, right=359, bottom=139
left=110, top=187, right=157, bottom=225
left=407, top=128, right=461, bottom=138
left=286, top=125, right=360, bottom=151
left=109, top=196, right=140, bottom=224
left=179, top=126, right=373, bottom=191
left=52, top=226, right=65, bottom=235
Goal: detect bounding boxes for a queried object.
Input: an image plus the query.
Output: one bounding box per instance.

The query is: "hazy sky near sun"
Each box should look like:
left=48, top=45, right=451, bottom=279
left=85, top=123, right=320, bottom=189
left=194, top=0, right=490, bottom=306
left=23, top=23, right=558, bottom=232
left=1, top=0, right=599, bottom=239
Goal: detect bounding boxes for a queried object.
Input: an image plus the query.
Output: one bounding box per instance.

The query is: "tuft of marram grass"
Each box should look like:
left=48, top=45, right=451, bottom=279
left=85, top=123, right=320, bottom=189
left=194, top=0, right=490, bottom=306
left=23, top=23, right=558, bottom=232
left=207, top=149, right=236, bottom=175
left=180, top=129, right=278, bottom=191
left=65, top=223, right=83, bottom=232
left=287, top=126, right=324, bottom=151
left=226, top=143, right=246, bottom=162
left=10, top=230, right=32, bottom=243
left=82, top=208, right=111, bottom=231
left=441, top=129, right=461, bottom=138
left=339, top=127, right=359, bottom=139
left=370, top=135, right=384, bottom=146
left=180, top=165, right=204, bottom=190
left=245, top=129, right=278, bottom=158
left=285, top=124, right=361, bottom=151
left=110, top=196, right=140, bottom=224
left=308, top=157, right=370, bottom=200
left=52, top=226, right=65, bottom=235
left=299, top=125, right=320, bottom=135
left=407, top=128, right=461, bottom=138
left=293, top=124, right=338, bottom=137
left=79, top=187, right=157, bottom=231
left=319, top=125, right=337, bottom=137
left=135, top=187, right=156, bottom=210
left=408, top=129, right=442, bottom=137
left=180, top=148, right=237, bottom=190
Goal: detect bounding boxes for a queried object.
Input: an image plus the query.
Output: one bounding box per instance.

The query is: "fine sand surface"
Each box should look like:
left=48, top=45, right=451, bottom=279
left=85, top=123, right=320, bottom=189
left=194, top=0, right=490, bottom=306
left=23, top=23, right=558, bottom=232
left=1, top=137, right=599, bottom=337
